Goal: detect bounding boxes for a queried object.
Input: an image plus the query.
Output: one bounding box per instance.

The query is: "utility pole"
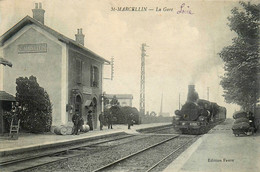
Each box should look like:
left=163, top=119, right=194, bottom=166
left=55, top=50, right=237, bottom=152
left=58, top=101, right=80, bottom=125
left=102, top=57, right=114, bottom=114
left=139, top=43, right=148, bottom=118
left=160, top=92, right=163, bottom=116
left=103, top=57, right=114, bottom=80
left=111, top=57, right=114, bottom=80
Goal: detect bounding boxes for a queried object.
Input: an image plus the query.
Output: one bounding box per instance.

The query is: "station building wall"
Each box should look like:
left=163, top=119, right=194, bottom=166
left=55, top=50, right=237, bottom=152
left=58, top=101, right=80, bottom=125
left=67, top=48, right=103, bottom=129
left=1, top=25, right=66, bottom=126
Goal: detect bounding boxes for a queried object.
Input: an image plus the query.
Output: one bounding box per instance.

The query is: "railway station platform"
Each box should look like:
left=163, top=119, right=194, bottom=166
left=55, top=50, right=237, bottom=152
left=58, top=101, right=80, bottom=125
left=0, top=123, right=171, bottom=156
left=164, top=118, right=260, bottom=172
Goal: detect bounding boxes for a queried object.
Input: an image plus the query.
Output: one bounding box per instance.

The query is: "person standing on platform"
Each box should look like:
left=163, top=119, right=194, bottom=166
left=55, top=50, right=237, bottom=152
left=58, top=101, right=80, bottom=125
left=87, top=110, right=93, bottom=131
left=248, top=111, right=256, bottom=133
left=11, top=102, right=20, bottom=125
left=107, top=111, right=113, bottom=129
left=127, top=113, right=134, bottom=129
left=99, top=112, right=104, bottom=130
left=72, top=113, right=80, bottom=135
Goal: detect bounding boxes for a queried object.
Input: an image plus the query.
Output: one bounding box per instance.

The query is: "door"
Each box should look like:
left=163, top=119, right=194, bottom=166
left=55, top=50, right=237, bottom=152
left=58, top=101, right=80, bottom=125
left=75, top=95, right=82, bottom=116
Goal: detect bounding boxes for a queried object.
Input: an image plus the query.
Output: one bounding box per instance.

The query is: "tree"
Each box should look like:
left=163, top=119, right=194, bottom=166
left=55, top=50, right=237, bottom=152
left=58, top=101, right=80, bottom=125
left=109, top=105, right=121, bottom=123
left=110, top=95, right=119, bottom=106
left=16, top=76, right=52, bottom=133
left=219, top=2, right=260, bottom=111
left=120, top=106, right=140, bottom=124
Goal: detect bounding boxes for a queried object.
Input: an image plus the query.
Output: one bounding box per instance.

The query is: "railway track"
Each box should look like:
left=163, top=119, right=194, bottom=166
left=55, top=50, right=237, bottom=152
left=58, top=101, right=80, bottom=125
left=1, top=126, right=198, bottom=172
left=92, top=135, right=197, bottom=172
left=138, top=125, right=174, bottom=134
left=145, top=137, right=196, bottom=172
left=0, top=134, right=138, bottom=172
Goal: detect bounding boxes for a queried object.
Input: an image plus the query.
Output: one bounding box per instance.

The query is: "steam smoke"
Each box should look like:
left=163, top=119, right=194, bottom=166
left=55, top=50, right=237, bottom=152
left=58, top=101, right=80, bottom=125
left=190, top=54, right=222, bottom=84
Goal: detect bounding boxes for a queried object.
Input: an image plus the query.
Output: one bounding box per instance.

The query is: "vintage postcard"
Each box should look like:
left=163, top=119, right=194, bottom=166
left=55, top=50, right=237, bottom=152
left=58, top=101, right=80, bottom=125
left=0, top=0, right=259, bottom=171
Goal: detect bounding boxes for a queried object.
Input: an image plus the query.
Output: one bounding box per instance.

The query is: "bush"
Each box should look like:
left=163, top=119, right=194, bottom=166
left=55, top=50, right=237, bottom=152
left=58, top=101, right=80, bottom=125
left=16, top=76, right=52, bottom=133
left=104, top=106, right=140, bottom=124
left=109, top=106, right=122, bottom=123
left=118, top=106, right=140, bottom=124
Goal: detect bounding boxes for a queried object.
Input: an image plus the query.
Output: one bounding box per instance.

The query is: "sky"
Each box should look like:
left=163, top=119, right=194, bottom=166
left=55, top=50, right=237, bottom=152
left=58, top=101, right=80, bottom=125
left=1, top=0, right=251, bottom=117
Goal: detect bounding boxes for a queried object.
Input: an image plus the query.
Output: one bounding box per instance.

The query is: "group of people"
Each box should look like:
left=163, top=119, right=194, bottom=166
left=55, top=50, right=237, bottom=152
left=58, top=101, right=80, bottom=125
left=71, top=110, right=93, bottom=135
left=98, top=111, right=114, bottom=130
left=72, top=111, right=135, bottom=135
left=71, top=113, right=82, bottom=135
left=100, top=112, right=134, bottom=130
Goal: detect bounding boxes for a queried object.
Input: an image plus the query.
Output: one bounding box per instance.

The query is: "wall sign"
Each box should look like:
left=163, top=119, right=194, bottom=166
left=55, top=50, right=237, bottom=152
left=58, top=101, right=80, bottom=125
left=18, top=43, right=47, bottom=53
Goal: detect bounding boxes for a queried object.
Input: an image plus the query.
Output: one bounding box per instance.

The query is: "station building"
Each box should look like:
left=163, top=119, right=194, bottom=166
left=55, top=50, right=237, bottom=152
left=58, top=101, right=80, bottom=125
left=105, top=94, right=133, bottom=107
left=0, top=3, right=109, bottom=129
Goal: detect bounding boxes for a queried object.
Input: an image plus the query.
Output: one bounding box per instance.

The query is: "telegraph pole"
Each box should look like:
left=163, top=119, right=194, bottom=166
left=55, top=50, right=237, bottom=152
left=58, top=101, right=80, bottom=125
left=103, top=57, right=114, bottom=80
left=160, top=92, right=163, bottom=116
left=139, top=43, right=148, bottom=118
left=102, top=57, right=114, bottom=114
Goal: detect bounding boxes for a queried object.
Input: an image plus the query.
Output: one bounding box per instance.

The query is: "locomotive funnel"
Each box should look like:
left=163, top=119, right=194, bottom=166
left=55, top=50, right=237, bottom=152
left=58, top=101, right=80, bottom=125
left=187, top=85, right=198, bottom=102
left=188, top=85, right=195, bottom=93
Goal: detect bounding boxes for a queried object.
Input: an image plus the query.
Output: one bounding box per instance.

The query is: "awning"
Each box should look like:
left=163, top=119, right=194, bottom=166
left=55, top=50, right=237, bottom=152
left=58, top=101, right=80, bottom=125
left=0, top=57, right=12, bottom=67
left=84, top=100, right=92, bottom=107
left=0, top=91, right=16, bottom=101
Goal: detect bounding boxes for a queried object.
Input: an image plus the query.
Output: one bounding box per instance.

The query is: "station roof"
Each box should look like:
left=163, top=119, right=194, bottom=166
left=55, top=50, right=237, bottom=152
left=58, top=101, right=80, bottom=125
left=105, top=94, right=133, bottom=99
left=0, top=57, right=12, bottom=67
left=0, top=16, right=110, bottom=63
left=0, top=91, right=16, bottom=102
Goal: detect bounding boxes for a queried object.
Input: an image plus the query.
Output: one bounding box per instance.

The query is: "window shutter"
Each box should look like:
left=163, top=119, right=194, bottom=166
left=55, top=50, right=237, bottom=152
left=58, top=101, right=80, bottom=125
left=95, top=67, right=99, bottom=87
left=76, top=59, right=82, bottom=84
left=90, top=66, right=99, bottom=87
left=90, top=65, right=93, bottom=86
left=97, top=67, right=99, bottom=87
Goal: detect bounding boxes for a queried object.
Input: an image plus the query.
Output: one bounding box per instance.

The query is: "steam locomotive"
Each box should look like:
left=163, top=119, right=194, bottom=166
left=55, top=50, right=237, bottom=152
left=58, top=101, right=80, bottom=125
left=173, top=85, right=226, bottom=135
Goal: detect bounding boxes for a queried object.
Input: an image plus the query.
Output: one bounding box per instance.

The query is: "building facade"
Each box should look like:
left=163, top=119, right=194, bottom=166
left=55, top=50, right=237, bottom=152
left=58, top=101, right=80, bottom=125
left=0, top=3, right=109, bottom=128
left=105, top=94, right=133, bottom=107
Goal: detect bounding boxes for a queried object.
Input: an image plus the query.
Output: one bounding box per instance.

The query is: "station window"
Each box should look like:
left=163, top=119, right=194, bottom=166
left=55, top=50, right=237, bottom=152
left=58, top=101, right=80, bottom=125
left=91, top=65, right=99, bottom=87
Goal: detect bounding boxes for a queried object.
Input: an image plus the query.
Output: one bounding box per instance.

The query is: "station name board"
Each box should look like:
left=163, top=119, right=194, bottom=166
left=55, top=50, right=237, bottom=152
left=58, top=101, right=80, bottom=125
left=18, top=43, right=47, bottom=53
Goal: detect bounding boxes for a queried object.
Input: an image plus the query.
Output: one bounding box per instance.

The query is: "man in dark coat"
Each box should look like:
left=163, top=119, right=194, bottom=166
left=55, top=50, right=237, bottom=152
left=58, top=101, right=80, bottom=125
left=107, top=111, right=113, bottom=129
left=72, top=113, right=80, bottom=135
left=99, top=113, right=104, bottom=130
left=248, top=111, right=256, bottom=133
left=127, top=113, right=134, bottom=129
left=87, top=110, right=93, bottom=131
left=11, top=102, right=20, bottom=125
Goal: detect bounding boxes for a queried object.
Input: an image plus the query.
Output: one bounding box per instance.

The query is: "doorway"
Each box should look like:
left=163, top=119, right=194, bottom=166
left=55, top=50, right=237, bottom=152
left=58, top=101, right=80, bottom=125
left=75, top=95, right=82, bottom=116
left=92, top=97, right=97, bottom=129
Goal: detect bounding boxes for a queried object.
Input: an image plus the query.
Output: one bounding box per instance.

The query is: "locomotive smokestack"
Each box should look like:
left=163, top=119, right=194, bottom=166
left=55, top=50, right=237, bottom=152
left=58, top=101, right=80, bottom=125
left=188, top=85, right=195, bottom=93
left=187, top=85, right=198, bottom=102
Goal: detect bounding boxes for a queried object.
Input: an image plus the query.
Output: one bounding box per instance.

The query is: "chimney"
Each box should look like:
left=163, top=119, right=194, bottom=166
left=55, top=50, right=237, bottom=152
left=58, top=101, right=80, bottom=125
left=32, top=2, right=45, bottom=24
left=187, top=85, right=198, bottom=102
left=188, top=85, right=195, bottom=93
left=75, top=28, right=85, bottom=46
